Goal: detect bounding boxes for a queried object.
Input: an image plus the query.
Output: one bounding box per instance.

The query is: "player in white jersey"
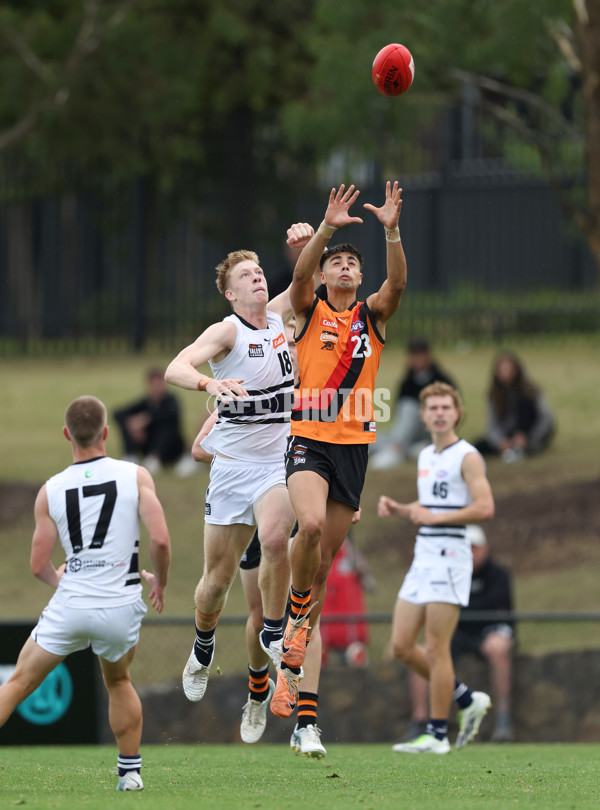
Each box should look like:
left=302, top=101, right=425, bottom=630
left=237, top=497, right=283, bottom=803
left=191, top=322, right=327, bottom=757
left=378, top=382, right=495, bottom=754
left=164, top=224, right=315, bottom=704
left=0, top=396, right=171, bottom=790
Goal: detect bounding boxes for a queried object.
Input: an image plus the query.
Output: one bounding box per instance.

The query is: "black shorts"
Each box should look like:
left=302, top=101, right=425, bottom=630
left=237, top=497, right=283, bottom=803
left=285, top=436, right=369, bottom=511
left=239, top=531, right=261, bottom=570
left=451, top=623, right=514, bottom=660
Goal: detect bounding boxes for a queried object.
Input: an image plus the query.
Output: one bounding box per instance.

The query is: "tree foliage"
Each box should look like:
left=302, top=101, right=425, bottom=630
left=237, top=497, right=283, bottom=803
left=0, top=0, right=598, bottom=272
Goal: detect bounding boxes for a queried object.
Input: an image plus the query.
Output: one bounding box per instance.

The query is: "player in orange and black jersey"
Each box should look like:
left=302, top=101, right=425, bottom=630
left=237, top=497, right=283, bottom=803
left=270, top=181, right=407, bottom=717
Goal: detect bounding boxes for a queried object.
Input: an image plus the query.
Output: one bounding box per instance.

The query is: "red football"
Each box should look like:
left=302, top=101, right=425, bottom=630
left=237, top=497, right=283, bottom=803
left=372, top=43, right=415, bottom=97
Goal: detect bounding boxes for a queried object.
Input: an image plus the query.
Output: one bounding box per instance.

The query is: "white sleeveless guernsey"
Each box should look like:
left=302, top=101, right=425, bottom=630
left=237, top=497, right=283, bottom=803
left=46, top=456, right=142, bottom=607
left=414, top=438, right=481, bottom=563
left=201, top=311, right=295, bottom=463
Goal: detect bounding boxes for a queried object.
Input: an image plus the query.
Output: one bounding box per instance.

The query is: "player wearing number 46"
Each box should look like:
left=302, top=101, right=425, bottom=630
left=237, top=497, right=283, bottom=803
left=0, top=396, right=171, bottom=790
left=164, top=224, right=317, bottom=705
left=378, top=382, right=495, bottom=753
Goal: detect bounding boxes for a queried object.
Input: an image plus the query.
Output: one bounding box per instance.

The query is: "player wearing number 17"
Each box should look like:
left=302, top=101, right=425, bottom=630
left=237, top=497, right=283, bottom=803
left=270, top=181, right=407, bottom=718
left=0, top=396, right=171, bottom=790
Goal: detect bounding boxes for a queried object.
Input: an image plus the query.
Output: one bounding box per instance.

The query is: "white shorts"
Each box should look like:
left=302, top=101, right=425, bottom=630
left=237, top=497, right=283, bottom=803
left=398, top=552, right=472, bottom=607
left=204, top=455, right=286, bottom=525
left=31, top=595, right=148, bottom=662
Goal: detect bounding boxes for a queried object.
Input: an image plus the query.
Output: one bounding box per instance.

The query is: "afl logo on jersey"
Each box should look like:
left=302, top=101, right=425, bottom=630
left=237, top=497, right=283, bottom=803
left=248, top=344, right=264, bottom=358
left=351, top=320, right=365, bottom=332
left=436, top=470, right=448, bottom=478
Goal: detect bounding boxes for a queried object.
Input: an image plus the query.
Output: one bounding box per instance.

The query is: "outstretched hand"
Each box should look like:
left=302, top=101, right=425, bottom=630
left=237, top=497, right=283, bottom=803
left=142, top=569, right=166, bottom=613
left=323, top=184, right=364, bottom=229
left=363, top=181, right=403, bottom=230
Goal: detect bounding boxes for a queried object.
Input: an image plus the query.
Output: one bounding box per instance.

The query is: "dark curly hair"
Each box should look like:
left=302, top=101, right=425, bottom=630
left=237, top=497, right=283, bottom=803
left=319, top=242, right=363, bottom=269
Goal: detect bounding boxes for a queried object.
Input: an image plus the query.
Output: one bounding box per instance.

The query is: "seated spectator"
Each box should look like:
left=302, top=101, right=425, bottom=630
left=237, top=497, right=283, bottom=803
left=402, top=524, right=516, bottom=743
left=370, top=338, right=456, bottom=470
left=113, top=367, right=197, bottom=477
left=474, top=352, right=554, bottom=463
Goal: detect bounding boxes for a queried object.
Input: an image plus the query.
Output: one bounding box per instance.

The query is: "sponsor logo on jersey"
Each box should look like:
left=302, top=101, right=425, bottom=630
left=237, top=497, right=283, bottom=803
left=364, top=420, right=376, bottom=432
left=320, top=330, right=338, bottom=344
left=69, top=558, right=83, bottom=573
left=418, top=469, right=429, bottom=477
left=293, top=456, right=306, bottom=465
left=321, top=341, right=336, bottom=351
left=273, top=332, right=286, bottom=349
left=84, top=468, right=94, bottom=478
left=205, top=503, right=211, bottom=515
left=351, top=320, right=365, bottom=332
left=248, top=344, right=264, bottom=357
left=320, top=317, right=338, bottom=329
left=293, top=446, right=306, bottom=454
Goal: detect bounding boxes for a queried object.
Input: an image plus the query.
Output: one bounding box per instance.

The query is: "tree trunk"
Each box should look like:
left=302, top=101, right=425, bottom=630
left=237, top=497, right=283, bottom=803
left=575, top=0, right=600, bottom=275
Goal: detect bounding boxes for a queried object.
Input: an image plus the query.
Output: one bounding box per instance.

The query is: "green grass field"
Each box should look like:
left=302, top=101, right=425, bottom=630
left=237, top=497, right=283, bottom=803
left=1, top=743, right=599, bottom=810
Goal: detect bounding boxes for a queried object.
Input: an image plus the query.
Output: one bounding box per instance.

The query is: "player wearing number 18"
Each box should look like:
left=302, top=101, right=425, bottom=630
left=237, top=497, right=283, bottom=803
left=0, top=396, right=171, bottom=790
left=164, top=225, right=316, bottom=706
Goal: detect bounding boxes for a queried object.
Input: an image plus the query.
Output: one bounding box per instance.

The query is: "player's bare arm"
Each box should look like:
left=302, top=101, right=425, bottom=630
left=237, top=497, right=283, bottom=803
left=377, top=494, right=418, bottom=520
left=290, top=185, right=363, bottom=328
left=406, top=453, right=495, bottom=527
left=267, top=222, right=315, bottom=320
left=30, top=485, right=62, bottom=588
left=137, top=466, right=171, bottom=614
left=164, top=320, right=248, bottom=400
left=191, top=408, right=218, bottom=463
left=365, top=181, right=407, bottom=331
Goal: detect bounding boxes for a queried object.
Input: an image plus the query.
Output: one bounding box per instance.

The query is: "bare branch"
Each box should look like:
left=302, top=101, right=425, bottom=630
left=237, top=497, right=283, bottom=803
left=452, top=69, right=584, bottom=144
left=548, top=19, right=582, bottom=74
left=0, top=19, right=55, bottom=86
left=0, top=1, right=134, bottom=152
left=481, top=97, right=593, bottom=241
left=65, top=0, right=101, bottom=73
left=573, top=0, right=590, bottom=25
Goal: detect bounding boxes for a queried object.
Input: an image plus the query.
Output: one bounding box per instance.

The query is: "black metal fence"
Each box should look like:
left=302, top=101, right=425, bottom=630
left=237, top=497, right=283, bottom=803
left=1, top=144, right=598, bottom=355
left=129, top=611, right=600, bottom=686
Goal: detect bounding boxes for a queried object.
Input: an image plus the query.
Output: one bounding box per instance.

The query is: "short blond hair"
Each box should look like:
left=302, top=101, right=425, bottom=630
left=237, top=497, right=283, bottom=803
left=419, top=382, right=463, bottom=424
left=64, top=396, right=107, bottom=447
left=215, top=250, right=260, bottom=295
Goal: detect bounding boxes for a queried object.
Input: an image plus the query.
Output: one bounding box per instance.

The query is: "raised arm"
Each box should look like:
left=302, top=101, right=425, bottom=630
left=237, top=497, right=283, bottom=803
left=138, top=466, right=171, bottom=613
left=268, top=222, right=315, bottom=320
left=290, top=185, right=363, bottom=324
left=164, top=320, right=248, bottom=400
left=30, top=485, right=62, bottom=588
left=364, top=181, right=407, bottom=332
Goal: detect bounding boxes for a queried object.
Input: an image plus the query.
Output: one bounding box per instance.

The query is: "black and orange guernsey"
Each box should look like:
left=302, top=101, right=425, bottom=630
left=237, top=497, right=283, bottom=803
left=291, top=297, right=384, bottom=444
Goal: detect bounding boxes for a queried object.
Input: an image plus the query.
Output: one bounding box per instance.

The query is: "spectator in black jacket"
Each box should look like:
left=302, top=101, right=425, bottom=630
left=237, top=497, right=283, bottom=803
left=114, top=368, right=196, bottom=477
left=371, top=338, right=456, bottom=470
left=452, top=525, right=515, bottom=741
